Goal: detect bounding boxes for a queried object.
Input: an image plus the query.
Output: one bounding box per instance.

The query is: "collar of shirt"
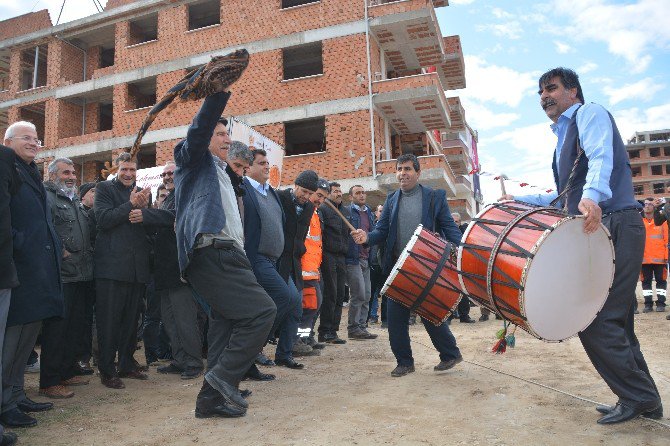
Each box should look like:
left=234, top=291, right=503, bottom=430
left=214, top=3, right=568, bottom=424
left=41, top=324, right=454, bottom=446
left=212, top=155, right=227, bottom=171
left=352, top=204, right=368, bottom=213
left=551, top=102, right=581, bottom=164
left=246, top=175, right=269, bottom=196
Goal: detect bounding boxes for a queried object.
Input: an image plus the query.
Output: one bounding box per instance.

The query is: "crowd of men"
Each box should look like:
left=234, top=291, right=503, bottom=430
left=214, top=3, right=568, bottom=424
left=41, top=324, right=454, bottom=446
left=0, top=66, right=665, bottom=444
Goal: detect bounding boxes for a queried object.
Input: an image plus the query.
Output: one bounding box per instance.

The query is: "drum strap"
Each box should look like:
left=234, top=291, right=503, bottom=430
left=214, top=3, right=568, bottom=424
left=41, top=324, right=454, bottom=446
left=408, top=247, right=453, bottom=313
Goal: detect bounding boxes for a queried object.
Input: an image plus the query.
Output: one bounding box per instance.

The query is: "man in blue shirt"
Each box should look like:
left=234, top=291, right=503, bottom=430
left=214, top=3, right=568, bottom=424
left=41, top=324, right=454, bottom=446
left=506, top=67, right=662, bottom=424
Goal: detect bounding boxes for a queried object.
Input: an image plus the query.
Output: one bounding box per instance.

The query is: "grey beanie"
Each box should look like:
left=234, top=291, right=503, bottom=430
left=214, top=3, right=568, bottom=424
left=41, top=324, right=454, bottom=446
left=295, top=170, right=319, bottom=192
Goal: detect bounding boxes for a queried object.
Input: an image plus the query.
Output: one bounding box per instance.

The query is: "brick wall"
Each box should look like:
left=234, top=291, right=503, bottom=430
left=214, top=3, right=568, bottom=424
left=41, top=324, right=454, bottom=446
left=0, top=10, right=52, bottom=41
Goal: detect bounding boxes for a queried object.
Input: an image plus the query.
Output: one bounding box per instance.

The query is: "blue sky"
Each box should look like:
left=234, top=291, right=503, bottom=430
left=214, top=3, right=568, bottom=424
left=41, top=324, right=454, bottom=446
left=437, top=0, right=670, bottom=201
left=2, top=0, right=669, bottom=201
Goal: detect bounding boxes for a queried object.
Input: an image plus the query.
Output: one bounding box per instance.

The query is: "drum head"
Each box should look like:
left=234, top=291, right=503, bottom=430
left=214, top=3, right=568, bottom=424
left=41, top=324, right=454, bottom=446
left=522, top=217, right=614, bottom=341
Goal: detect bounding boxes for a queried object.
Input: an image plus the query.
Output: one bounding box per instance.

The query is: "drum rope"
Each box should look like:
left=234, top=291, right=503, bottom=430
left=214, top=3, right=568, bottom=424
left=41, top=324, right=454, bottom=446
left=410, top=337, right=670, bottom=429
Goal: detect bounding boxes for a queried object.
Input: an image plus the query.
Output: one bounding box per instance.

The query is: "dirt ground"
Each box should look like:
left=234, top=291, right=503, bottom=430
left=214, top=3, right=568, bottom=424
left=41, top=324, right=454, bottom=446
left=17, top=290, right=670, bottom=446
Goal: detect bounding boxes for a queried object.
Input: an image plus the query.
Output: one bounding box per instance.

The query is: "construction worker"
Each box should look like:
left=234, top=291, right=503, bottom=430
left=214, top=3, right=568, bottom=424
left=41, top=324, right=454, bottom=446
left=640, top=198, right=667, bottom=313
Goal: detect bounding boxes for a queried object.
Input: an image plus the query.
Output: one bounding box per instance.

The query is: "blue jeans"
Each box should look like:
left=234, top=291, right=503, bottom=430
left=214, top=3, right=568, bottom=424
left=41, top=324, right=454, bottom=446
left=387, top=298, right=461, bottom=367
left=253, top=256, right=302, bottom=360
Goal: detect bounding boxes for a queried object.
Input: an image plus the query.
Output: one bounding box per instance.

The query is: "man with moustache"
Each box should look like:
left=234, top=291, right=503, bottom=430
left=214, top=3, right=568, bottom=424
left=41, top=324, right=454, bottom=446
left=242, top=149, right=304, bottom=370
left=502, top=67, right=661, bottom=424
left=39, top=158, right=94, bottom=399
left=1, top=121, right=62, bottom=429
left=93, top=152, right=153, bottom=389
left=276, top=170, right=319, bottom=356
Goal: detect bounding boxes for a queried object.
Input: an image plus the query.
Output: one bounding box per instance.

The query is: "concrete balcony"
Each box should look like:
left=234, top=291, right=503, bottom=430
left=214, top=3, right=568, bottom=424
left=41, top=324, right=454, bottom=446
left=447, top=198, right=473, bottom=220
left=446, top=96, right=465, bottom=130
left=372, top=72, right=451, bottom=134
left=369, top=0, right=446, bottom=76
left=438, top=35, right=465, bottom=90
left=442, top=131, right=472, bottom=175
left=376, top=153, right=457, bottom=197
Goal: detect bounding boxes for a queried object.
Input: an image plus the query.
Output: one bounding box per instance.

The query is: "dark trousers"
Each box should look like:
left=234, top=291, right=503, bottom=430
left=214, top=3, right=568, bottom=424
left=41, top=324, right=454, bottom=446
left=73, top=280, right=95, bottom=362
left=143, top=280, right=168, bottom=363
left=2, top=321, right=40, bottom=413
left=187, top=245, right=276, bottom=388
left=161, top=285, right=203, bottom=370
left=252, top=256, right=302, bottom=360
left=96, top=279, right=144, bottom=377
left=456, top=296, right=471, bottom=319
left=578, top=210, right=660, bottom=410
left=40, top=281, right=88, bottom=388
left=387, top=298, right=461, bottom=367
left=368, top=264, right=384, bottom=321
left=318, top=251, right=346, bottom=335
left=640, top=263, right=667, bottom=307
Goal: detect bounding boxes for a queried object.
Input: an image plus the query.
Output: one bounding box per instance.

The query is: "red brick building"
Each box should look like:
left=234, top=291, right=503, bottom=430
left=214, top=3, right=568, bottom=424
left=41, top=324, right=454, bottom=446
left=627, top=129, right=670, bottom=200
left=0, top=0, right=478, bottom=216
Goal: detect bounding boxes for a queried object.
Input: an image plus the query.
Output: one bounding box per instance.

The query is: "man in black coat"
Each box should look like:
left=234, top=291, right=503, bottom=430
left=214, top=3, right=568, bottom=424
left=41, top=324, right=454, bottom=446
left=0, top=143, right=21, bottom=444
left=93, top=152, right=162, bottom=389
left=2, top=121, right=63, bottom=429
left=276, top=170, right=317, bottom=356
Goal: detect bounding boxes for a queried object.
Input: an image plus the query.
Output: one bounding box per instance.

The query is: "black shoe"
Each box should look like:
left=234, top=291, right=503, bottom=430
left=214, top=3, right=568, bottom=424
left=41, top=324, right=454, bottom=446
left=244, top=364, right=275, bottom=381
left=75, top=360, right=95, bottom=376
left=305, top=337, right=326, bottom=349
left=195, top=381, right=246, bottom=419
left=240, top=389, right=252, bottom=399
left=275, top=357, right=304, bottom=369
left=181, top=367, right=203, bottom=380
left=255, top=352, right=275, bottom=367
left=157, top=363, right=182, bottom=375
left=459, top=316, right=476, bottom=323
left=434, top=356, right=463, bottom=371
left=200, top=377, right=248, bottom=410
left=478, top=314, right=489, bottom=322
left=667, top=313, right=670, bottom=320
left=596, top=403, right=663, bottom=419
left=0, top=408, right=37, bottom=428
left=319, top=334, right=347, bottom=344
left=656, top=305, right=666, bottom=312
left=642, top=305, right=654, bottom=313
left=0, top=432, right=17, bottom=446
left=391, top=364, right=415, bottom=377
left=597, top=402, right=659, bottom=424
left=17, top=397, right=53, bottom=413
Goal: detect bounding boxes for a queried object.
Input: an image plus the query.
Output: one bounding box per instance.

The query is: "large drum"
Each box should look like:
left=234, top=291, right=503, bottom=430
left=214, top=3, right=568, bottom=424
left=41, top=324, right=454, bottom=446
left=457, top=201, right=615, bottom=341
left=381, top=226, right=462, bottom=325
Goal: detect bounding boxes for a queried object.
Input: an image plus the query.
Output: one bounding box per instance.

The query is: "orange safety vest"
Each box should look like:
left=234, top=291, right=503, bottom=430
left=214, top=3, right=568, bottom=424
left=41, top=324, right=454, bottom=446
left=643, top=217, right=668, bottom=264
left=301, top=209, right=322, bottom=280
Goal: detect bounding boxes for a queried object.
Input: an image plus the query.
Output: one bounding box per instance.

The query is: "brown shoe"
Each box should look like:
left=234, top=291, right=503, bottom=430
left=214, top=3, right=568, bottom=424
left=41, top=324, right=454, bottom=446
left=38, top=385, right=74, bottom=399
left=118, top=370, right=149, bottom=380
left=60, top=376, right=90, bottom=387
left=100, top=375, right=125, bottom=389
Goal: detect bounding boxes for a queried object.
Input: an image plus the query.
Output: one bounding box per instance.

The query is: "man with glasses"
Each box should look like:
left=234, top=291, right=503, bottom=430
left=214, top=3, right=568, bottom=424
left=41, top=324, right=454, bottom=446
left=2, top=121, right=62, bottom=429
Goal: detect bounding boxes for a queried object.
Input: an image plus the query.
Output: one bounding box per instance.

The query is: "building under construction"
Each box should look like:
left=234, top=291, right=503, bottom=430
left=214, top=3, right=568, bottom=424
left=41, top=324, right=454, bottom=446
left=0, top=0, right=480, bottom=217
left=626, top=129, right=670, bottom=200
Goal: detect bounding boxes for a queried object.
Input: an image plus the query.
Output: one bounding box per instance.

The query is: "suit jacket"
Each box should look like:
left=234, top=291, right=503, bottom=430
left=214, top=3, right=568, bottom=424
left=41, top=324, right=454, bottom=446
left=367, top=184, right=462, bottom=276
left=0, top=146, right=20, bottom=289
left=240, top=177, right=285, bottom=267
left=173, top=92, right=232, bottom=273
left=93, top=178, right=162, bottom=284
left=277, top=188, right=314, bottom=290
left=9, top=157, right=63, bottom=326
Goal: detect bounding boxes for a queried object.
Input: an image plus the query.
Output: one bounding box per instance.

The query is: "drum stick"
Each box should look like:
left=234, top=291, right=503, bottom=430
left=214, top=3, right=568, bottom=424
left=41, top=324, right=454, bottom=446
left=499, top=175, right=507, bottom=196
left=324, top=199, right=356, bottom=232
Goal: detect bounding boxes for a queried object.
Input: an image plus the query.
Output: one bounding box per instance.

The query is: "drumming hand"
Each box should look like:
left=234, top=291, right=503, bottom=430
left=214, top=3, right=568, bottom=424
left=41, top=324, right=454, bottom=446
left=498, top=194, right=514, bottom=201
left=578, top=198, right=602, bottom=234
left=351, top=229, right=367, bottom=244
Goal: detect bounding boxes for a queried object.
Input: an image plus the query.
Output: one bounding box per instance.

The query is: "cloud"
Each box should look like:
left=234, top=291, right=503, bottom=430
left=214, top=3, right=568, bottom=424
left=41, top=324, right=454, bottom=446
left=458, top=98, right=520, bottom=131
left=554, top=41, right=573, bottom=54
left=613, top=102, right=670, bottom=141
left=578, top=62, right=598, bottom=74
left=0, top=0, right=106, bottom=25
left=449, top=0, right=477, bottom=4
left=602, top=78, right=666, bottom=106
left=491, top=7, right=513, bottom=19
left=554, top=0, right=670, bottom=73
left=476, top=22, right=523, bottom=39
left=456, top=56, right=538, bottom=107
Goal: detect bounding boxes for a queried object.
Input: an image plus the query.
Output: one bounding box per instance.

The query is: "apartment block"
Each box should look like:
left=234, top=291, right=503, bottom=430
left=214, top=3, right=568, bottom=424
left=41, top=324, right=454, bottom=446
left=0, top=0, right=478, bottom=216
left=627, top=129, right=670, bottom=200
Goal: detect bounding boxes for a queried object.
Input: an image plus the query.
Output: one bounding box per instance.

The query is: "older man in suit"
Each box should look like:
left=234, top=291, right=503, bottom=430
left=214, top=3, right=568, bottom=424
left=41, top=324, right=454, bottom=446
left=2, top=121, right=63, bottom=429
left=353, top=153, right=463, bottom=378
left=174, top=92, right=276, bottom=419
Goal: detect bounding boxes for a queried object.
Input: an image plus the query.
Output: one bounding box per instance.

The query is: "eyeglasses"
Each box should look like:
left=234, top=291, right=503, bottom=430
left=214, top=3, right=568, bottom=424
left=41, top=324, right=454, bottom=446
left=10, top=135, right=42, bottom=146
left=160, top=171, right=174, bottom=178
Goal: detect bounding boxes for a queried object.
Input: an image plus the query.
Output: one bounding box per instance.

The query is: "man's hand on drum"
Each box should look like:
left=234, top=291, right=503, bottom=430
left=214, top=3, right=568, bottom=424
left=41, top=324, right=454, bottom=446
left=578, top=198, right=602, bottom=234
left=498, top=194, right=514, bottom=201
left=351, top=229, right=367, bottom=245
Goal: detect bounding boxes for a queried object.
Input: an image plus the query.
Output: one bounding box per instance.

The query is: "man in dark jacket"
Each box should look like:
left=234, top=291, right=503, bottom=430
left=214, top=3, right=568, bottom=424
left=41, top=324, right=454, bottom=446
left=151, top=161, right=204, bottom=380
left=0, top=143, right=20, bottom=444
left=93, top=152, right=155, bottom=389
left=2, top=121, right=63, bottom=429
left=276, top=170, right=318, bottom=356
left=317, top=182, right=350, bottom=344
left=39, top=158, right=94, bottom=399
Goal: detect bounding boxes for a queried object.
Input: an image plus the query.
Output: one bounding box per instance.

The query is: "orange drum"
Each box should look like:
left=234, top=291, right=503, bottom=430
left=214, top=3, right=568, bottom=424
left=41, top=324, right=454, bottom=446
left=381, top=226, right=462, bottom=325
left=457, top=202, right=615, bottom=341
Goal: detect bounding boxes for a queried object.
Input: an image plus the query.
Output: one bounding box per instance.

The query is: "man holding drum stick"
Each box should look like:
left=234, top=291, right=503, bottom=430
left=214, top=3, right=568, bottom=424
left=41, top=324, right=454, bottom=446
left=501, top=67, right=662, bottom=424
left=352, top=154, right=463, bottom=378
